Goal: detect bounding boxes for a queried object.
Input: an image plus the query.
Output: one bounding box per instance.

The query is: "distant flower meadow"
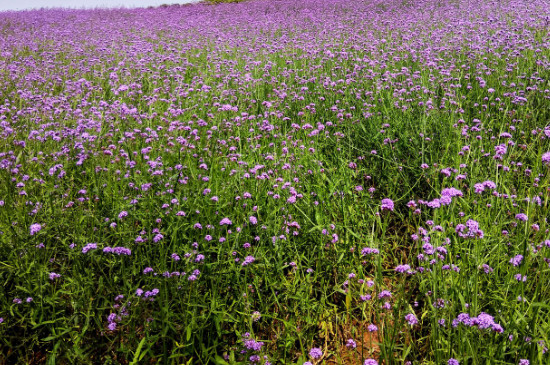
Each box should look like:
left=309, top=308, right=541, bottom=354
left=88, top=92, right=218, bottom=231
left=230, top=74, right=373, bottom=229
left=0, top=0, right=549, bottom=363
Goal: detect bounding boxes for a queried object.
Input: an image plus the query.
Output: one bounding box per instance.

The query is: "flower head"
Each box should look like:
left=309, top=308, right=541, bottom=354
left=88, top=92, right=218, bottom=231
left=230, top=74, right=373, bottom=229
left=219, top=217, right=232, bottom=226
left=30, top=223, right=42, bottom=235
left=381, top=198, right=394, bottom=212
left=405, top=313, right=419, bottom=325
left=515, top=213, right=528, bottom=222
left=309, top=347, right=323, bottom=359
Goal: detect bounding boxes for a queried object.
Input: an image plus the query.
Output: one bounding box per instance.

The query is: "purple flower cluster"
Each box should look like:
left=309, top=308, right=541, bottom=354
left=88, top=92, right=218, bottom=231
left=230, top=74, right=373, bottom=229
left=395, top=264, right=412, bottom=273
left=405, top=313, right=419, bottom=325
left=219, top=217, right=232, bottom=226
left=381, top=198, right=394, bottom=212
left=308, top=347, right=323, bottom=359
left=243, top=338, right=264, bottom=352
left=452, top=312, right=503, bottom=333
left=82, top=243, right=98, bottom=254
left=242, top=255, right=255, bottom=266
left=361, top=247, right=380, bottom=256
left=103, top=246, right=132, bottom=255
left=509, top=255, right=523, bottom=267
left=455, top=220, right=484, bottom=239
left=473, top=181, right=497, bottom=194
left=136, top=288, right=160, bottom=299
left=29, top=223, right=42, bottom=236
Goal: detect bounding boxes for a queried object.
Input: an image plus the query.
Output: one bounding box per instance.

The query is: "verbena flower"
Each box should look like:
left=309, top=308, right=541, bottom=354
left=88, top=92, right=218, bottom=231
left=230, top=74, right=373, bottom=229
left=405, top=313, right=419, bottom=325
left=510, top=255, right=523, bottom=267
left=515, top=213, right=528, bottom=222
left=381, top=198, right=394, bottom=211
left=219, top=217, right=232, bottom=225
left=29, top=223, right=42, bottom=235
left=309, top=347, right=323, bottom=359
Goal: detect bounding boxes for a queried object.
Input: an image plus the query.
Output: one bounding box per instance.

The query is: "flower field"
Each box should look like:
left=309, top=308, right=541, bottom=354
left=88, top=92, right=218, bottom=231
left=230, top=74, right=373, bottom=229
left=0, top=0, right=549, bottom=363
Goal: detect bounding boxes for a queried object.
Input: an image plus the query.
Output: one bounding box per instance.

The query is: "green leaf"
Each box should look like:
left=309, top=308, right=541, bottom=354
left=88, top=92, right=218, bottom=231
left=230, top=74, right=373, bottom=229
left=214, top=355, right=229, bottom=365
left=531, top=302, right=550, bottom=310
left=130, top=337, right=147, bottom=365
left=186, top=325, right=192, bottom=341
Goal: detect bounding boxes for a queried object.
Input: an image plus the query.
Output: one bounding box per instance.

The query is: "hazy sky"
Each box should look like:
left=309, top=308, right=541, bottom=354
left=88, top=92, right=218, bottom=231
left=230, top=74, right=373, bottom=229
left=0, top=0, right=198, bottom=11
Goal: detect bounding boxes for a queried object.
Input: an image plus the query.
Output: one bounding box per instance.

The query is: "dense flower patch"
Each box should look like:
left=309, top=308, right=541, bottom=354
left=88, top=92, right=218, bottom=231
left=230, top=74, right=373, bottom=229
left=0, top=0, right=549, bottom=363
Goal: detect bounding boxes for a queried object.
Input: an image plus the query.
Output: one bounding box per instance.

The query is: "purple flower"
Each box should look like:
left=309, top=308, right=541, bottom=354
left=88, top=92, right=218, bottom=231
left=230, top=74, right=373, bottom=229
left=82, top=243, right=97, bottom=254
left=395, top=264, right=411, bottom=273
left=441, top=187, right=463, bottom=198
left=361, top=247, right=380, bottom=256
left=494, top=144, right=507, bottom=156
left=519, top=360, right=529, bottom=365
left=251, top=311, right=261, bottom=322
left=244, top=339, right=263, bottom=351
left=510, top=255, right=523, bottom=267
left=378, top=290, right=392, bottom=299
left=49, top=272, right=61, bottom=280
left=309, top=347, right=323, bottom=359
left=360, top=294, right=372, bottom=301
left=29, top=223, right=42, bottom=235
left=364, top=360, right=378, bottom=365
left=542, top=152, right=550, bottom=165
left=473, top=312, right=495, bottom=329
left=219, top=217, right=232, bottom=226
left=249, top=216, right=258, bottom=225
left=381, top=198, right=394, bottom=212
left=405, top=313, right=419, bottom=325
left=104, top=246, right=131, bottom=255
left=515, top=213, right=528, bottom=222
left=453, top=313, right=471, bottom=327
left=453, top=312, right=503, bottom=333
left=456, top=219, right=484, bottom=239
left=448, top=359, right=460, bottom=365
